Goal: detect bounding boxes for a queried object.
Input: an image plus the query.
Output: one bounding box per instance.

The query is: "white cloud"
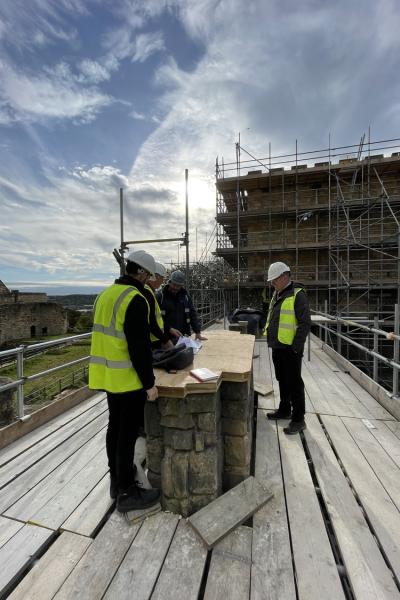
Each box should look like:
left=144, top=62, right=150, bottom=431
left=0, top=61, right=112, bottom=124
left=132, top=32, right=165, bottom=62
left=131, top=110, right=146, bottom=120
left=78, top=59, right=111, bottom=84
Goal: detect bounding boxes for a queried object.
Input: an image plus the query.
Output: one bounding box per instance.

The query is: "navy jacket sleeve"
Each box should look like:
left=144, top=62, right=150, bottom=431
left=142, top=288, right=169, bottom=344
left=123, top=295, right=155, bottom=390
left=293, top=291, right=311, bottom=354
left=188, top=295, right=201, bottom=334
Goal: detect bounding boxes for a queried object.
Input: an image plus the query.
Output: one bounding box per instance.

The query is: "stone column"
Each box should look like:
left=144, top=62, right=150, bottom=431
left=220, top=377, right=254, bottom=491
left=0, top=377, right=15, bottom=425
left=145, top=390, right=222, bottom=518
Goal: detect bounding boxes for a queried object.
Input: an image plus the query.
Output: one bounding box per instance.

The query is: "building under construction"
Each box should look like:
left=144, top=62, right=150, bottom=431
left=215, top=137, right=400, bottom=320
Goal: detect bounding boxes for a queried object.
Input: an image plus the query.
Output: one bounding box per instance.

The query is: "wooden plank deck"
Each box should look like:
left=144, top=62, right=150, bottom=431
left=1, top=336, right=400, bottom=599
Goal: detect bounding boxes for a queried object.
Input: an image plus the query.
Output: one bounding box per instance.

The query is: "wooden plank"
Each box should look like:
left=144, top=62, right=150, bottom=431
left=257, top=393, right=276, bottom=410
left=251, top=411, right=296, bottom=600
left=188, top=476, right=273, bottom=549
left=27, top=449, right=108, bottom=530
left=0, top=413, right=107, bottom=514
left=0, top=402, right=107, bottom=489
left=254, top=382, right=273, bottom=396
left=278, top=424, right=345, bottom=600
left=305, top=414, right=399, bottom=599
left=0, top=393, right=105, bottom=468
left=4, top=428, right=106, bottom=523
left=341, top=417, right=400, bottom=512
left=61, top=474, right=112, bottom=537
left=8, top=531, right=92, bottom=600
left=385, top=420, right=400, bottom=440
left=0, top=523, right=53, bottom=598
left=151, top=519, right=207, bottom=600
left=53, top=512, right=141, bottom=600
left=204, top=526, right=252, bottom=600
left=0, top=516, right=24, bottom=549
left=103, top=512, right=179, bottom=600
left=364, top=419, right=400, bottom=469
left=322, top=415, right=400, bottom=581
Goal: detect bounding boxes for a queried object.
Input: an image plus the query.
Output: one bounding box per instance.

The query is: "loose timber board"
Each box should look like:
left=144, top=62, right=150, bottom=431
left=188, top=476, right=273, bottom=549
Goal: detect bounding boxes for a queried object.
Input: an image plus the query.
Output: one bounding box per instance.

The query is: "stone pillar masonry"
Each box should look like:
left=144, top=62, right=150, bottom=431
left=0, top=377, right=16, bottom=425
left=145, top=376, right=254, bottom=517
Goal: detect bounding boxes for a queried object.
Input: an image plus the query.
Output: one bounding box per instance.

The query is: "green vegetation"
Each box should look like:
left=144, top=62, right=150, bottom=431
left=0, top=338, right=92, bottom=407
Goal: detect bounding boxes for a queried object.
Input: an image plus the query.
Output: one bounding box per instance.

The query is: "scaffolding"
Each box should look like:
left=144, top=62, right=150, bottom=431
left=215, top=135, right=400, bottom=391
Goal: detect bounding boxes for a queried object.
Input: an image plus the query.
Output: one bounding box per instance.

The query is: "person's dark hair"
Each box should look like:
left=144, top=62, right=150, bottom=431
left=126, top=261, right=142, bottom=275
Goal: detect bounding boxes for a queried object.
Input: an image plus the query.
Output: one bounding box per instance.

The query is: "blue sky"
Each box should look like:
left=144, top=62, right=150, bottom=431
left=1, top=0, right=400, bottom=293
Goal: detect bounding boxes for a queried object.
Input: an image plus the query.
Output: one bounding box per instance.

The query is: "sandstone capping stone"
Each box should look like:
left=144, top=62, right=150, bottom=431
left=160, top=414, right=194, bottom=430
left=164, top=428, right=193, bottom=451
left=222, top=418, right=248, bottom=436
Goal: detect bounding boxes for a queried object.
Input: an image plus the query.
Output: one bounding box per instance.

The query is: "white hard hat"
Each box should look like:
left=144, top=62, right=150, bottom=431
left=127, top=249, right=156, bottom=275
left=154, top=262, right=167, bottom=277
left=267, top=261, right=290, bottom=282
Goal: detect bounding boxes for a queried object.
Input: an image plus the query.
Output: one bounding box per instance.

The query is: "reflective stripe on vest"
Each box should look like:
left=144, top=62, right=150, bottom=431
left=263, top=287, right=303, bottom=345
left=89, top=284, right=149, bottom=393
left=145, top=284, right=164, bottom=342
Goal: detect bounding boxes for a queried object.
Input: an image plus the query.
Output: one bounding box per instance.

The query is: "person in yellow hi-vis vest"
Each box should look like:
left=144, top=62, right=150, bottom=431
left=143, top=262, right=174, bottom=350
left=263, top=262, right=311, bottom=434
left=89, top=249, right=160, bottom=512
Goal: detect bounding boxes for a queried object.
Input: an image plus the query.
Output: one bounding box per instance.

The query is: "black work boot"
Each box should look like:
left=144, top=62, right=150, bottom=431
left=110, top=474, right=118, bottom=500
left=283, top=420, right=306, bottom=435
left=117, top=484, right=160, bottom=513
left=267, top=409, right=291, bottom=420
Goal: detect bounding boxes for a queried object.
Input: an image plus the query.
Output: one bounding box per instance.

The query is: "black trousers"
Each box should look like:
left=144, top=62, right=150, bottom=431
left=272, top=347, right=305, bottom=422
left=106, top=389, right=146, bottom=491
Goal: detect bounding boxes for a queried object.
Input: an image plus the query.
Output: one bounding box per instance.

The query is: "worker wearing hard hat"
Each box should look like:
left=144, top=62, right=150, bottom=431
left=156, top=270, right=207, bottom=342
left=144, top=262, right=174, bottom=349
left=89, top=249, right=160, bottom=512
left=263, top=261, right=311, bottom=434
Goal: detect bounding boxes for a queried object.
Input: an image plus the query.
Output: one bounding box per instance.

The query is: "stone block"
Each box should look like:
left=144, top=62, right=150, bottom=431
left=186, top=391, right=219, bottom=414
left=160, top=447, right=174, bottom=498
left=195, top=432, right=204, bottom=452
left=197, top=411, right=219, bottom=433
left=203, top=433, right=219, bottom=447
left=162, top=496, right=181, bottom=514
left=146, top=437, right=164, bottom=474
left=222, top=398, right=250, bottom=420
left=190, top=493, right=218, bottom=514
left=0, top=377, right=15, bottom=424
left=171, top=452, right=189, bottom=499
left=224, top=434, right=251, bottom=467
left=164, top=428, right=193, bottom=450
left=189, top=447, right=221, bottom=495
left=160, top=414, right=194, bottom=429
left=220, top=380, right=250, bottom=402
left=222, top=418, right=248, bottom=436
left=144, top=402, right=161, bottom=437
left=158, top=397, right=188, bottom=417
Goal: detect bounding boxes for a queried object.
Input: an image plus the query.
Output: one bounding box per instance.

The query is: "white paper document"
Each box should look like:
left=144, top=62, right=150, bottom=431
left=175, top=335, right=202, bottom=354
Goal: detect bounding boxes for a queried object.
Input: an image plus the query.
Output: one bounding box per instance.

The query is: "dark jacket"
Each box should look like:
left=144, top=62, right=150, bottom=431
left=113, top=275, right=155, bottom=390
left=266, top=281, right=311, bottom=354
left=156, top=285, right=201, bottom=337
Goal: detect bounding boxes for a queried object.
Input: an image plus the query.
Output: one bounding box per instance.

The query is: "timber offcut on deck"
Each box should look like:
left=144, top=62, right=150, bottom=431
left=1, top=335, right=400, bottom=599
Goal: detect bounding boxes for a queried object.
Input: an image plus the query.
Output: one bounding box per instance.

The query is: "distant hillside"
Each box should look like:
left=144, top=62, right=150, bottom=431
left=49, top=294, right=97, bottom=309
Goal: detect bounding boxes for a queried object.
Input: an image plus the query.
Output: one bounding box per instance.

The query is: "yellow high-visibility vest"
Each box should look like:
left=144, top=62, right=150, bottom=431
left=89, top=284, right=149, bottom=393
left=263, top=287, right=303, bottom=345
left=145, top=284, right=164, bottom=342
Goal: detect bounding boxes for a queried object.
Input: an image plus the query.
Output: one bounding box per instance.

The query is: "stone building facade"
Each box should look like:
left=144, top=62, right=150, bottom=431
left=0, top=281, right=68, bottom=347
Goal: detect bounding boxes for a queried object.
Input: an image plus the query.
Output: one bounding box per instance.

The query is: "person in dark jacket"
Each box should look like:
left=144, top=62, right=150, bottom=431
left=89, top=249, right=160, bottom=512
left=156, top=270, right=207, bottom=342
left=263, top=261, right=311, bottom=434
